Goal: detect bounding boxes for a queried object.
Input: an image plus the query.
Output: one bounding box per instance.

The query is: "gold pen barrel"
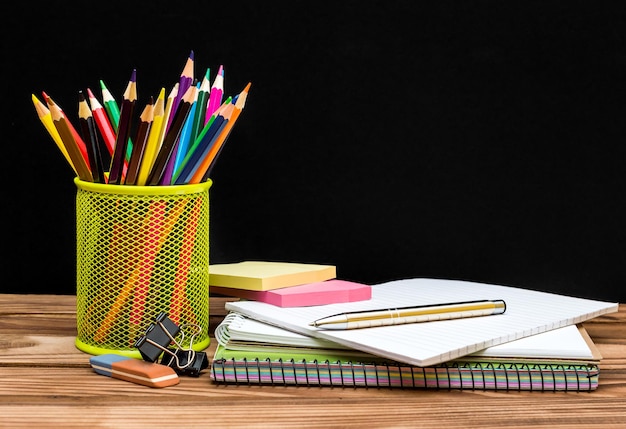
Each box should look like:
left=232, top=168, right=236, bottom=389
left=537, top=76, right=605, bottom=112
left=311, top=299, right=506, bottom=330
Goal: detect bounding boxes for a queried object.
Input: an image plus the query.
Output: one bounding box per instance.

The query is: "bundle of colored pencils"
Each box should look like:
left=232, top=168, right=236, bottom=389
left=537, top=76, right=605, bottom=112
left=32, top=51, right=250, bottom=185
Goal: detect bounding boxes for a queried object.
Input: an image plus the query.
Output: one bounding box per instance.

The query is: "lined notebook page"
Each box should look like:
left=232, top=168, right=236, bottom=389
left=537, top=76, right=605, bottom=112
left=217, top=314, right=594, bottom=359
left=226, top=278, right=618, bottom=366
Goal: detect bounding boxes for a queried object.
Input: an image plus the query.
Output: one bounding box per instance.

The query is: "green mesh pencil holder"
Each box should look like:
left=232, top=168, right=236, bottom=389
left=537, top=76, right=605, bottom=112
left=74, top=178, right=212, bottom=358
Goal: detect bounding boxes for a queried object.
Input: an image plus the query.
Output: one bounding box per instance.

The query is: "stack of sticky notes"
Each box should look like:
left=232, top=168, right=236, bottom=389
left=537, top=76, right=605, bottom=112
left=209, top=261, right=371, bottom=307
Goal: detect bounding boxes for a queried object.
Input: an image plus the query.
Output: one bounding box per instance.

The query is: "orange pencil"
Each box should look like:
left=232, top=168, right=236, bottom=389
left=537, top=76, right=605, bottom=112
left=47, top=96, right=93, bottom=182
left=188, top=82, right=251, bottom=183
left=32, top=93, right=76, bottom=174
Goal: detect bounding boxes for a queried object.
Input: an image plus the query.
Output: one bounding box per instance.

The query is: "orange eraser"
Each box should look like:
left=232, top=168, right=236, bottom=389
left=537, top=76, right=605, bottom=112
left=90, top=354, right=179, bottom=388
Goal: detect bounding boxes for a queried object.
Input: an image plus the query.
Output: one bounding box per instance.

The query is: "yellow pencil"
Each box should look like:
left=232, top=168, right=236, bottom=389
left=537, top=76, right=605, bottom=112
left=158, top=83, right=178, bottom=150
left=32, top=94, right=76, bottom=174
left=136, top=88, right=165, bottom=185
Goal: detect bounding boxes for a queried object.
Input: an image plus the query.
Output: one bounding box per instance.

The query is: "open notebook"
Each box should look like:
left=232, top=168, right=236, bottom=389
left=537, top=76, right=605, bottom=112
left=225, top=278, right=618, bottom=366
left=212, top=317, right=602, bottom=391
left=215, top=312, right=601, bottom=364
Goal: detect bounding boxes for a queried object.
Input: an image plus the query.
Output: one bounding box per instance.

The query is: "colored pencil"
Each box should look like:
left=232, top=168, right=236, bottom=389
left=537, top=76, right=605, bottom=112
left=100, top=79, right=121, bottom=130
left=191, top=68, right=211, bottom=143
left=147, top=84, right=196, bottom=185
left=136, top=88, right=165, bottom=186
left=189, top=82, right=250, bottom=183
left=101, top=79, right=133, bottom=162
left=159, top=83, right=197, bottom=185
left=32, top=94, right=76, bottom=173
left=205, top=64, right=224, bottom=123
left=166, top=50, right=194, bottom=134
left=171, top=80, right=200, bottom=180
left=43, top=91, right=91, bottom=170
left=86, top=87, right=116, bottom=157
left=159, top=83, right=178, bottom=149
left=78, top=91, right=106, bottom=183
left=108, top=69, right=137, bottom=185
left=173, top=98, right=231, bottom=185
left=128, top=200, right=166, bottom=340
left=169, top=197, right=202, bottom=325
left=124, top=97, right=154, bottom=185
left=48, top=96, right=93, bottom=182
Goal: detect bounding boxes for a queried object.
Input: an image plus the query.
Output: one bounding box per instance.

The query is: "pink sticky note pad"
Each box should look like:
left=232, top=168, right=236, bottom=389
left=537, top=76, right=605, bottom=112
left=212, top=279, right=372, bottom=307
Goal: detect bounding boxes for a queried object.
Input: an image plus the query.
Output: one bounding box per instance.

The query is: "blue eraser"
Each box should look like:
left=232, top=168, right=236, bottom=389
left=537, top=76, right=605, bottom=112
left=90, top=354, right=129, bottom=376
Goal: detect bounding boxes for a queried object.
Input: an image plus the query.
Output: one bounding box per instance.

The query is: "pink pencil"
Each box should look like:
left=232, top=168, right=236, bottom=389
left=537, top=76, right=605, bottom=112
left=205, top=65, right=224, bottom=124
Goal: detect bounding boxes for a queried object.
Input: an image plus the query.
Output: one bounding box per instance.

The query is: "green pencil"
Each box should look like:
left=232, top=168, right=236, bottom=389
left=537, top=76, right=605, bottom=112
left=190, top=68, right=211, bottom=144
left=100, top=79, right=121, bottom=128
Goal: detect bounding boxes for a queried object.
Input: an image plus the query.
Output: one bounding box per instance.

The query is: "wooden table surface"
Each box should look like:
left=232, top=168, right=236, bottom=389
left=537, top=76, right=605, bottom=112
left=0, top=294, right=625, bottom=429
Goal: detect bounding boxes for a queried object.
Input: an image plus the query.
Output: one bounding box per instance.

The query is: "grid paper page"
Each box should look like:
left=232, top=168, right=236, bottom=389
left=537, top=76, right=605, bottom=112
left=225, top=278, right=618, bottom=366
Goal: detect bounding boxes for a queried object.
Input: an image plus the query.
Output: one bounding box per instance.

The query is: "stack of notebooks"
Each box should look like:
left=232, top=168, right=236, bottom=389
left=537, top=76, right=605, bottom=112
left=209, top=261, right=619, bottom=391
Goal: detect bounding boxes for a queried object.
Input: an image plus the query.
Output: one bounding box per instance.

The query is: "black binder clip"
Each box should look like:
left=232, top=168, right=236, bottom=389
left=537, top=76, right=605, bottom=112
left=134, top=312, right=208, bottom=377
left=134, top=312, right=181, bottom=362
left=161, top=348, right=209, bottom=377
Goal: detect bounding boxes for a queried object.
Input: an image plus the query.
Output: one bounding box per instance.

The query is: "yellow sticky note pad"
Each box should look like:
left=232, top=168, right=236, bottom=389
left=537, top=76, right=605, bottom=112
left=209, top=261, right=337, bottom=291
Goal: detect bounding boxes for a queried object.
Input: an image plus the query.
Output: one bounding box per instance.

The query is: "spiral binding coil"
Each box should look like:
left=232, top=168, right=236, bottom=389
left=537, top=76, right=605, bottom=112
left=211, top=358, right=599, bottom=391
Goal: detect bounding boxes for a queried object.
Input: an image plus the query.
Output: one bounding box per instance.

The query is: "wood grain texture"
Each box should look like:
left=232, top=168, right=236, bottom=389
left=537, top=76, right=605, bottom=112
left=0, top=295, right=624, bottom=428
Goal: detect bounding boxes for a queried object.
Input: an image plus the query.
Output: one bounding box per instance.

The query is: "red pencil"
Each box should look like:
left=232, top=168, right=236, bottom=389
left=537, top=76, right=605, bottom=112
left=86, top=87, right=116, bottom=156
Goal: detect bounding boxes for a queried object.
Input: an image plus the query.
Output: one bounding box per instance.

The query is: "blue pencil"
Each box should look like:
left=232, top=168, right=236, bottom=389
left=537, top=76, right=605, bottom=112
left=173, top=114, right=228, bottom=185
left=171, top=82, right=200, bottom=177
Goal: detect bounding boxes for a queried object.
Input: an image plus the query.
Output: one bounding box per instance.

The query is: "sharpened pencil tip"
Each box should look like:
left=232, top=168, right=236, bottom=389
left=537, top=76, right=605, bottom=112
left=189, top=50, right=194, bottom=60
left=86, top=87, right=95, bottom=98
left=78, top=90, right=85, bottom=102
left=130, top=68, right=137, bottom=82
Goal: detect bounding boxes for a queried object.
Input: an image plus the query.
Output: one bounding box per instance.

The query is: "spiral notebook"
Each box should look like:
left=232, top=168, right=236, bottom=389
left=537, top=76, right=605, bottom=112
left=225, top=278, right=618, bottom=367
left=211, top=311, right=602, bottom=390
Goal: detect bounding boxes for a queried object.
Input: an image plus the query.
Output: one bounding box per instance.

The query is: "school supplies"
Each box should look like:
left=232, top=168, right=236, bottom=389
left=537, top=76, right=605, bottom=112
left=209, top=261, right=337, bottom=291
left=33, top=53, right=249, bottom=185
left=133, top=312, right=209, bottom=377
left=310, top=299, right=506, bottom=329
left=225, top=278, right=619, bottom=367
left=90, top=354, right=179, bottom=388
left=211, top=324, right=602, bottom=391
left=211, top=279, right=372, bottom=307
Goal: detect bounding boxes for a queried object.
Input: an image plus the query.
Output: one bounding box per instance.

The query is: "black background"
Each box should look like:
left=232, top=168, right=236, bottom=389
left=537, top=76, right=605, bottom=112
left=4, top=1, right=626, bottom=302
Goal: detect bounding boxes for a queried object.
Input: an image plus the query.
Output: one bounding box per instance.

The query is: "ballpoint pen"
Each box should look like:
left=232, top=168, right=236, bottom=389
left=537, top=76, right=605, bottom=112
left=309, top=299, right=506, bottom=330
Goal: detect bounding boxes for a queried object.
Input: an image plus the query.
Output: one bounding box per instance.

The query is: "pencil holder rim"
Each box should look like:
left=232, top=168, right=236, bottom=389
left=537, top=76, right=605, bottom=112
left=74, top=177, right=212, bottom=195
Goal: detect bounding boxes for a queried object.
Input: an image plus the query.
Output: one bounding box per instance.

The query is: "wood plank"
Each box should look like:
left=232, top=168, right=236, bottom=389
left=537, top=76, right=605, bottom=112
left=0, top=295, right=625, bottom=428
